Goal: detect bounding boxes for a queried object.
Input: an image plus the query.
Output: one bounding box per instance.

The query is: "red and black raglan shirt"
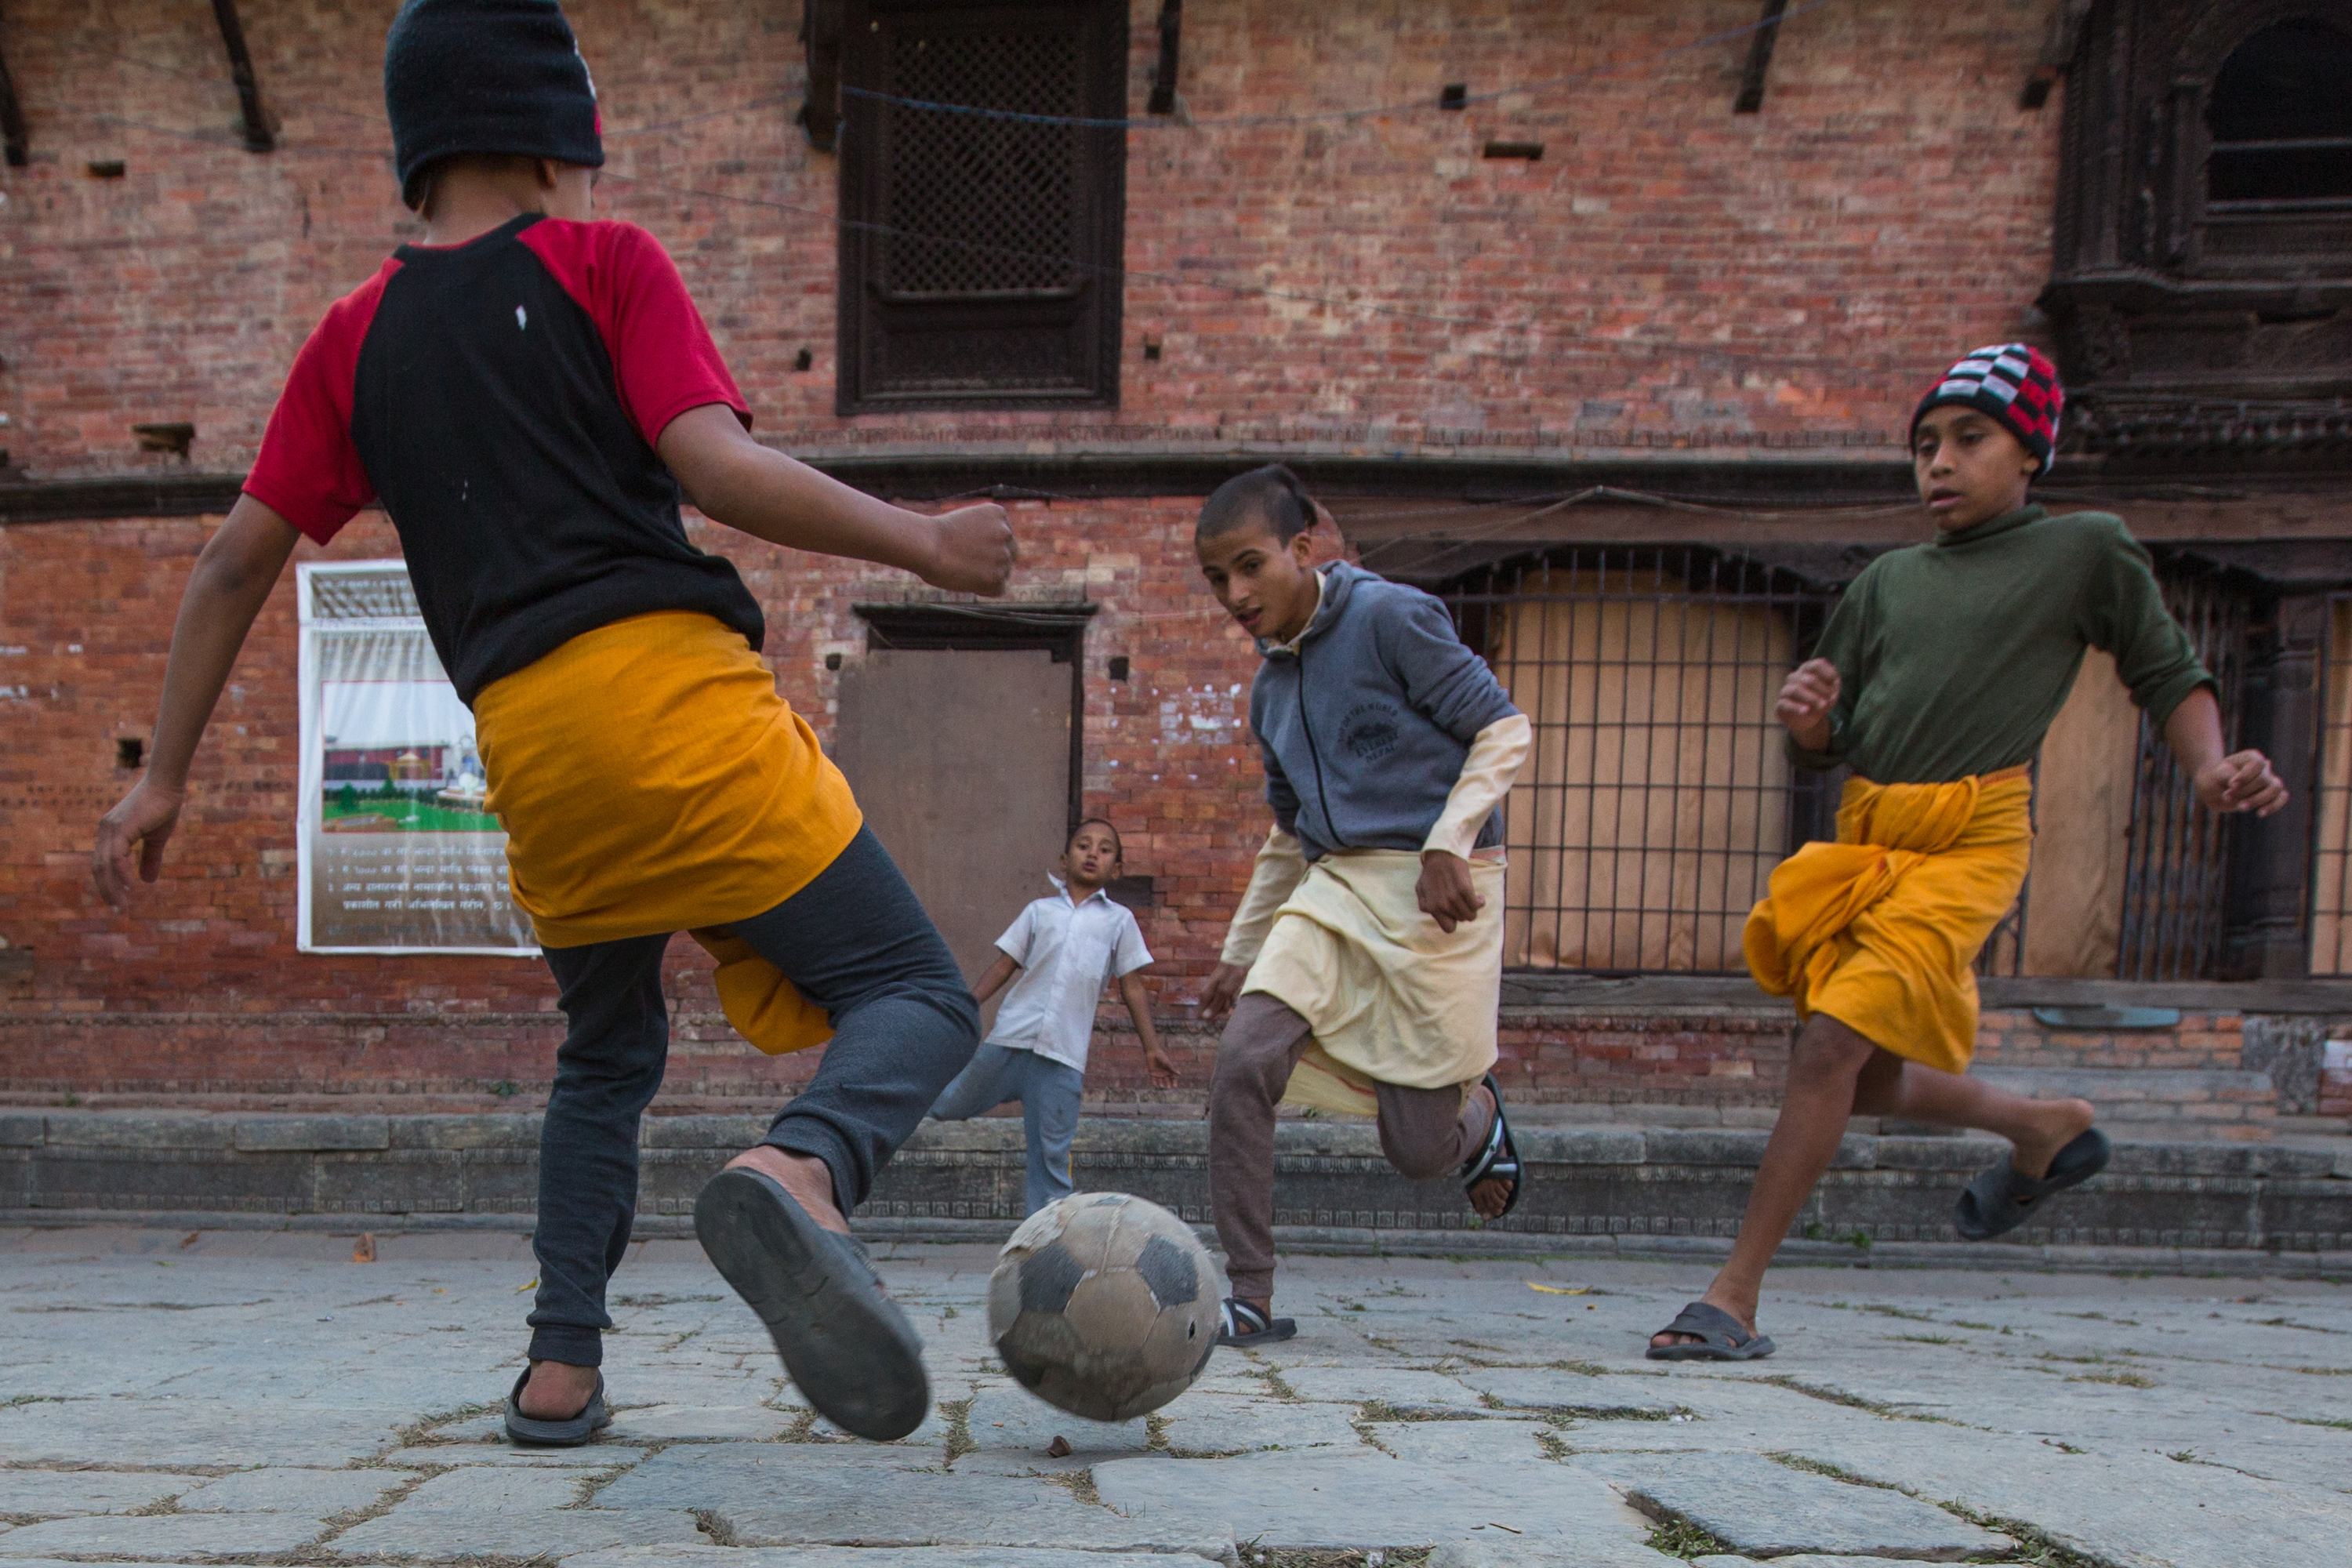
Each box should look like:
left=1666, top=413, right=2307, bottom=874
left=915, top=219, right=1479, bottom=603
left=245, top=213, right=763, bottom=704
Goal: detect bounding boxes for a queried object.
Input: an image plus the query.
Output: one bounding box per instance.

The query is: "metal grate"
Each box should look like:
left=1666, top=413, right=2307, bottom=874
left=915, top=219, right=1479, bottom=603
left=2114, top=568, right=2249, bottom=982
left=1444, top=549, right=1838, bottom=975
left=884, top=30, right=1081, bottom=296
left=2308, top=594, right=2352, bottom=975
left=837, top=0, right=1126, bottom=412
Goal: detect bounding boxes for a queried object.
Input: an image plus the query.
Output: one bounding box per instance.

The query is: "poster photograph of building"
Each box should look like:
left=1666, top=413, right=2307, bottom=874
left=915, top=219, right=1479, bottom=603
left=296, top=561, right=535, bottom=955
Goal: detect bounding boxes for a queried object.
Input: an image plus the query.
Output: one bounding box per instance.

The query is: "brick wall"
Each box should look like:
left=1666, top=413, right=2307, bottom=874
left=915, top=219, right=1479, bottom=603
left=4, top=0, right=2201, bottom=1109
left=0, top=0, right=2060, bottom=477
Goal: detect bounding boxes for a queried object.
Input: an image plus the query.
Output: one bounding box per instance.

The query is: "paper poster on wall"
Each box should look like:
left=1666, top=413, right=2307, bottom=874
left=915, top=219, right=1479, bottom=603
left=296, top=561, right=537, bottom=956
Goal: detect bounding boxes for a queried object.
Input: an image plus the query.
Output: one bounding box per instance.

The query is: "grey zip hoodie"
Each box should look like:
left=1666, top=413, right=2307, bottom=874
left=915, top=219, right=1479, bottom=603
left=1250, top=562, right=1520, bottom=862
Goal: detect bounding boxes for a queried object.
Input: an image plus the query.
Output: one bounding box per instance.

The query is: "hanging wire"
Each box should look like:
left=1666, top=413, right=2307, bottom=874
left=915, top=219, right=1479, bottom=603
left=839, top=0, right=1851, bottom=130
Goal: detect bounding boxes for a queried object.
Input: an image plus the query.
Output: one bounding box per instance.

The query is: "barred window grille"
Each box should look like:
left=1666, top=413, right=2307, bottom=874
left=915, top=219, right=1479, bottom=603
left=2114, top=567, right=2249, bottom=982
left=2307, top=593, right=2352, bottom=975
left=1445, top=548, right=2263, bottom=981
left=1445, top=549, right=1840, bottom=975
left=839, top=0, right=1126, bottom=412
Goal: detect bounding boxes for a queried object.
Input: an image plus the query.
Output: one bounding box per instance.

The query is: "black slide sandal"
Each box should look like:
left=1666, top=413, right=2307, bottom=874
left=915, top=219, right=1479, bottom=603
left=503, top=1367, right=612, bottom=1446
left=1216, top=1297, right=1298, bottom=1347
left=1460, top=1072, right=1525, bottom=1218
left=1645, top=1301, right=1777, bottom=1362
left=694, top=1167, right=931, bottom=1441
left=1955, top=1127, right=2111, bottom=1241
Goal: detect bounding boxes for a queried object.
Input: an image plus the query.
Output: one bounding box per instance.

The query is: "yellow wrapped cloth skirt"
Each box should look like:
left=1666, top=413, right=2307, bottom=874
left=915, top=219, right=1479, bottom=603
left=1741, top=768, right=2032, bottom=1074
left=472, top=612, right=863, bottom=1056
left=1243, top=850, right=1504, bottom=1118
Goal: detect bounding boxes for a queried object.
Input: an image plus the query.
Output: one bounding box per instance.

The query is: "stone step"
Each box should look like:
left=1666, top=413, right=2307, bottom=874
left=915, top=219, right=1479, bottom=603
left=1970, top=1066, right=2279, bottom=1130
left=5, top=1111, right=2347, bottom=1269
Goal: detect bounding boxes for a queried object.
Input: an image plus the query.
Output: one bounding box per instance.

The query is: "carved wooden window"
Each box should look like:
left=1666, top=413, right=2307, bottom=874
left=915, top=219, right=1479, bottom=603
left=837, top=0, right=1127, bottom=414
left=2042, top=2, right=2352, bottom=465
left=2199, top=16, right=2352, bottom=267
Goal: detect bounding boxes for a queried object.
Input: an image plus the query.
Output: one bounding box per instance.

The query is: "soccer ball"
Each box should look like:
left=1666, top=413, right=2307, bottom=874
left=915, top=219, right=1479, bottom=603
left=989, top=1192, right=1222, bottom=1421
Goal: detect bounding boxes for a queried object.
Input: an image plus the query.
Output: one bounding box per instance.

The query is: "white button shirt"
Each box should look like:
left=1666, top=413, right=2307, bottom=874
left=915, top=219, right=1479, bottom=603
left=987, top=880, right=1153, bottom=1074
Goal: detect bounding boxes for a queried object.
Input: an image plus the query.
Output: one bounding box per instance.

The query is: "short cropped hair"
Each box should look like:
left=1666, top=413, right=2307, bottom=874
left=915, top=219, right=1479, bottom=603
left=1066, top=817, right=1123, bottom=860
left=1196, top=464, right=1317, bottom=544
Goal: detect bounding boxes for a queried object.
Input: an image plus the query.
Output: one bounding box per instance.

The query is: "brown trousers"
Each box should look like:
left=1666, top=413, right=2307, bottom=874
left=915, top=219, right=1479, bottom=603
left=1208, top=993, right=1494, bottom=1301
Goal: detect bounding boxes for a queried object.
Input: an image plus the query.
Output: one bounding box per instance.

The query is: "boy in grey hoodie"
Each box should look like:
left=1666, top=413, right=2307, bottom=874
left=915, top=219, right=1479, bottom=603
left=1195, top=466, right=1534, bottom=1345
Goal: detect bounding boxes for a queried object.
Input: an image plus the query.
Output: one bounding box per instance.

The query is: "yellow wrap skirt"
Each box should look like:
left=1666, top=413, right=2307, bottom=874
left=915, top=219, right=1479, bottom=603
left=1243, top=850, right=1504, bottom=1118
left=472, top=612, right=863, bottom=1056
left=1741, top=767, right=2033, bottom=1074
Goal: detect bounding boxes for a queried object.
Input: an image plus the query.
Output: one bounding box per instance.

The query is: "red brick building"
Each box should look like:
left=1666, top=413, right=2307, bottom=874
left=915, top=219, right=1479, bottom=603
left=2, top=1, right=2348, bottom=1122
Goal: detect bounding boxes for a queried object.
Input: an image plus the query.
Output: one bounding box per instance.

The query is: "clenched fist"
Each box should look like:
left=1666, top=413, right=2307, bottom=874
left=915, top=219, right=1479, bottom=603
left=922, top=503, right=1015, bottom=596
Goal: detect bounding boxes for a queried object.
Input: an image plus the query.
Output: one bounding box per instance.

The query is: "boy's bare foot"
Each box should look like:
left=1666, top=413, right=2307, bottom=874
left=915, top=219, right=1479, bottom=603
left=1649, top=1287, right=1760, bottom=1352
left=1467, top=1085, right=1513, bottom=1219
left=517, top=1358, right=601, bottom=1421
left=725, top=1145, right=851, bottom=1235
left=2007, top=1097, right=2096, bottom=1181
left=1469, top=1176, right=1512, bottom=1219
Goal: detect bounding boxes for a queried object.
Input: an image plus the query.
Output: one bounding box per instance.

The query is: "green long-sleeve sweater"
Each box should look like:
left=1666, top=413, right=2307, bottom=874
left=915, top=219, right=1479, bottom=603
left=1791, top=505, right=2216, bottom=784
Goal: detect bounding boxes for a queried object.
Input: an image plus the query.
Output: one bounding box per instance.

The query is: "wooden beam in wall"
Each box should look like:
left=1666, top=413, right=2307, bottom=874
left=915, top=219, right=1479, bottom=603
left=1147, top=0, right=1181, bottom=115
left=1733, top=0, right=1789, bottom=115
left=0, top=14, right=28, bottom=168
left=2021, top=0, right=2093, bottom=110
left=210, top=0, right=274, bottom=151
left=800, top=0, right=843, bottom=151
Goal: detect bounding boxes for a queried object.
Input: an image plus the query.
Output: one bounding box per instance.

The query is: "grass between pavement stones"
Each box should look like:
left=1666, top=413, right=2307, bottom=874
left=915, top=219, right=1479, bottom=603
left=1755, top=1373, right=1966, bottom=1425
left=1767, top=1454, right=2107, bottom=1568
left=1236, top=1548, right=1432, bottom=1568
left=1643, top=1512, right=1738, bottom=1559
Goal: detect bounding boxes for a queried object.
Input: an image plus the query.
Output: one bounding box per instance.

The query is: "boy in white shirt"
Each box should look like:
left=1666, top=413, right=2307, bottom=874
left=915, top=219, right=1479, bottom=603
left=929, top=819, right=1175, bottom=1214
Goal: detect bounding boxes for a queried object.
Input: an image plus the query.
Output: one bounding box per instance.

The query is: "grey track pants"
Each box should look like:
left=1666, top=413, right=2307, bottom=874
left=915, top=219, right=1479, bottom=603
left=1207, top=993, right=1493, bottom=1301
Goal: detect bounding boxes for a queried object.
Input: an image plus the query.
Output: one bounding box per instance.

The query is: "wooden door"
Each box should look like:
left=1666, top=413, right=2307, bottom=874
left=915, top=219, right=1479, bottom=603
left=833, top=648, right=1074, bottom=996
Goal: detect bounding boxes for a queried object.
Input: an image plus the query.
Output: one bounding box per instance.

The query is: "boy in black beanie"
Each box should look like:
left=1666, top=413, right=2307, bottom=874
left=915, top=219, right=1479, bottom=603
left=92, top=0, right=1010, bottom=1446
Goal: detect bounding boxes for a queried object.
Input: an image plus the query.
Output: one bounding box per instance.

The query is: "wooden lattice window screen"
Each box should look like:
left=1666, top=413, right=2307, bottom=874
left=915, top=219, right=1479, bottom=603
left=838, top=0, right=1127, bottom=412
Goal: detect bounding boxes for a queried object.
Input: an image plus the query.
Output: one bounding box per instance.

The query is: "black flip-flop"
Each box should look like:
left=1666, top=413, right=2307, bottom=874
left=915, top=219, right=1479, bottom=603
left=1955, top=1127, right=2111, bottom=1241
left=1215, top=1298, right=1297, bottom=1347
left=503, top=1367, right=612, bottom=1446
left=1459, top=1072, right=1525, bottom=1218
left=1645, top=1301, right=1776, bottom=1362
left=693, top=1167, right=931, bottom=1441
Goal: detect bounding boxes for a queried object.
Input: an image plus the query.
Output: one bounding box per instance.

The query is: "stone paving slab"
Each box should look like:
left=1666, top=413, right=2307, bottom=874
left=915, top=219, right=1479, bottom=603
left=601, top=1404, right=796, bottom=1443
left=0, top=1472, right=201, bottom=1517
left=1360, top=1416, right=1553, bottom=1468
left=328, top=1508, right=705, bottom=1559
left=1428, top=1546, right=1680, bottom=1568
left=1776, top=1424, right=2352, bottom=1568
left=1093, top=1446, right=1655, bottom=1552
left=1693, top=1559, right=1982, bottom=1568
left=597, top=1443, right=1230, bottom=1556
left=961, top=1385, right=1147, bottom=1458
left=175, top=1468, right=405, bottom=1513
left=0, top=1401, right=403, bottom=1468
left=388, top=1443, right=648, bottom=1468
left=0, top=1512, right=326, bottom=1558
left=1570, top=1450, right=2013, bottom=1560
left=1278, top=1365, right=1488, bottom=1413
left=4, top=1234, right=2350, bottom=1568
left=1456, top=1367, right=1685, bottom=1417
left=561, top=1548, right=1228, bottom=1568
left=1159, top=1392, right=1364, bottom=1455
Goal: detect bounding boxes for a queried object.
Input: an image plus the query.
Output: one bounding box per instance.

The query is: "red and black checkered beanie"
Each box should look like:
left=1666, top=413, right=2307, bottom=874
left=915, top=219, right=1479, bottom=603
left=1911, top=343, right=2065, bottom=473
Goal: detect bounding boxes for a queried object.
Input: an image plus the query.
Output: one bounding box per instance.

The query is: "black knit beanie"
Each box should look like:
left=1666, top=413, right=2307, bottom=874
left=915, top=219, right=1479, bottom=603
left=385, top=0, right=603, bottom=210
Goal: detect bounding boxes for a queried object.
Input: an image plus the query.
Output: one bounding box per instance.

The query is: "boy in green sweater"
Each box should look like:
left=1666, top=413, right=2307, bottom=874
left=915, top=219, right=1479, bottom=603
left=1650, top=344, right=2288, bottom=1361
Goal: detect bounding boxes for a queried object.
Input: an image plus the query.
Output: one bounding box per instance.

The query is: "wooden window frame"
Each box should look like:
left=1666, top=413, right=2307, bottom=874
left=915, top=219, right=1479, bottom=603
left=836, top=0, right=1128, bottom=415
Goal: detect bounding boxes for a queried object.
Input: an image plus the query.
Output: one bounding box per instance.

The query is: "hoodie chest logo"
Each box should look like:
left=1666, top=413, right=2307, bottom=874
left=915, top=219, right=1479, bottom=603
left=1338, top=702, right=1404, bottom=762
